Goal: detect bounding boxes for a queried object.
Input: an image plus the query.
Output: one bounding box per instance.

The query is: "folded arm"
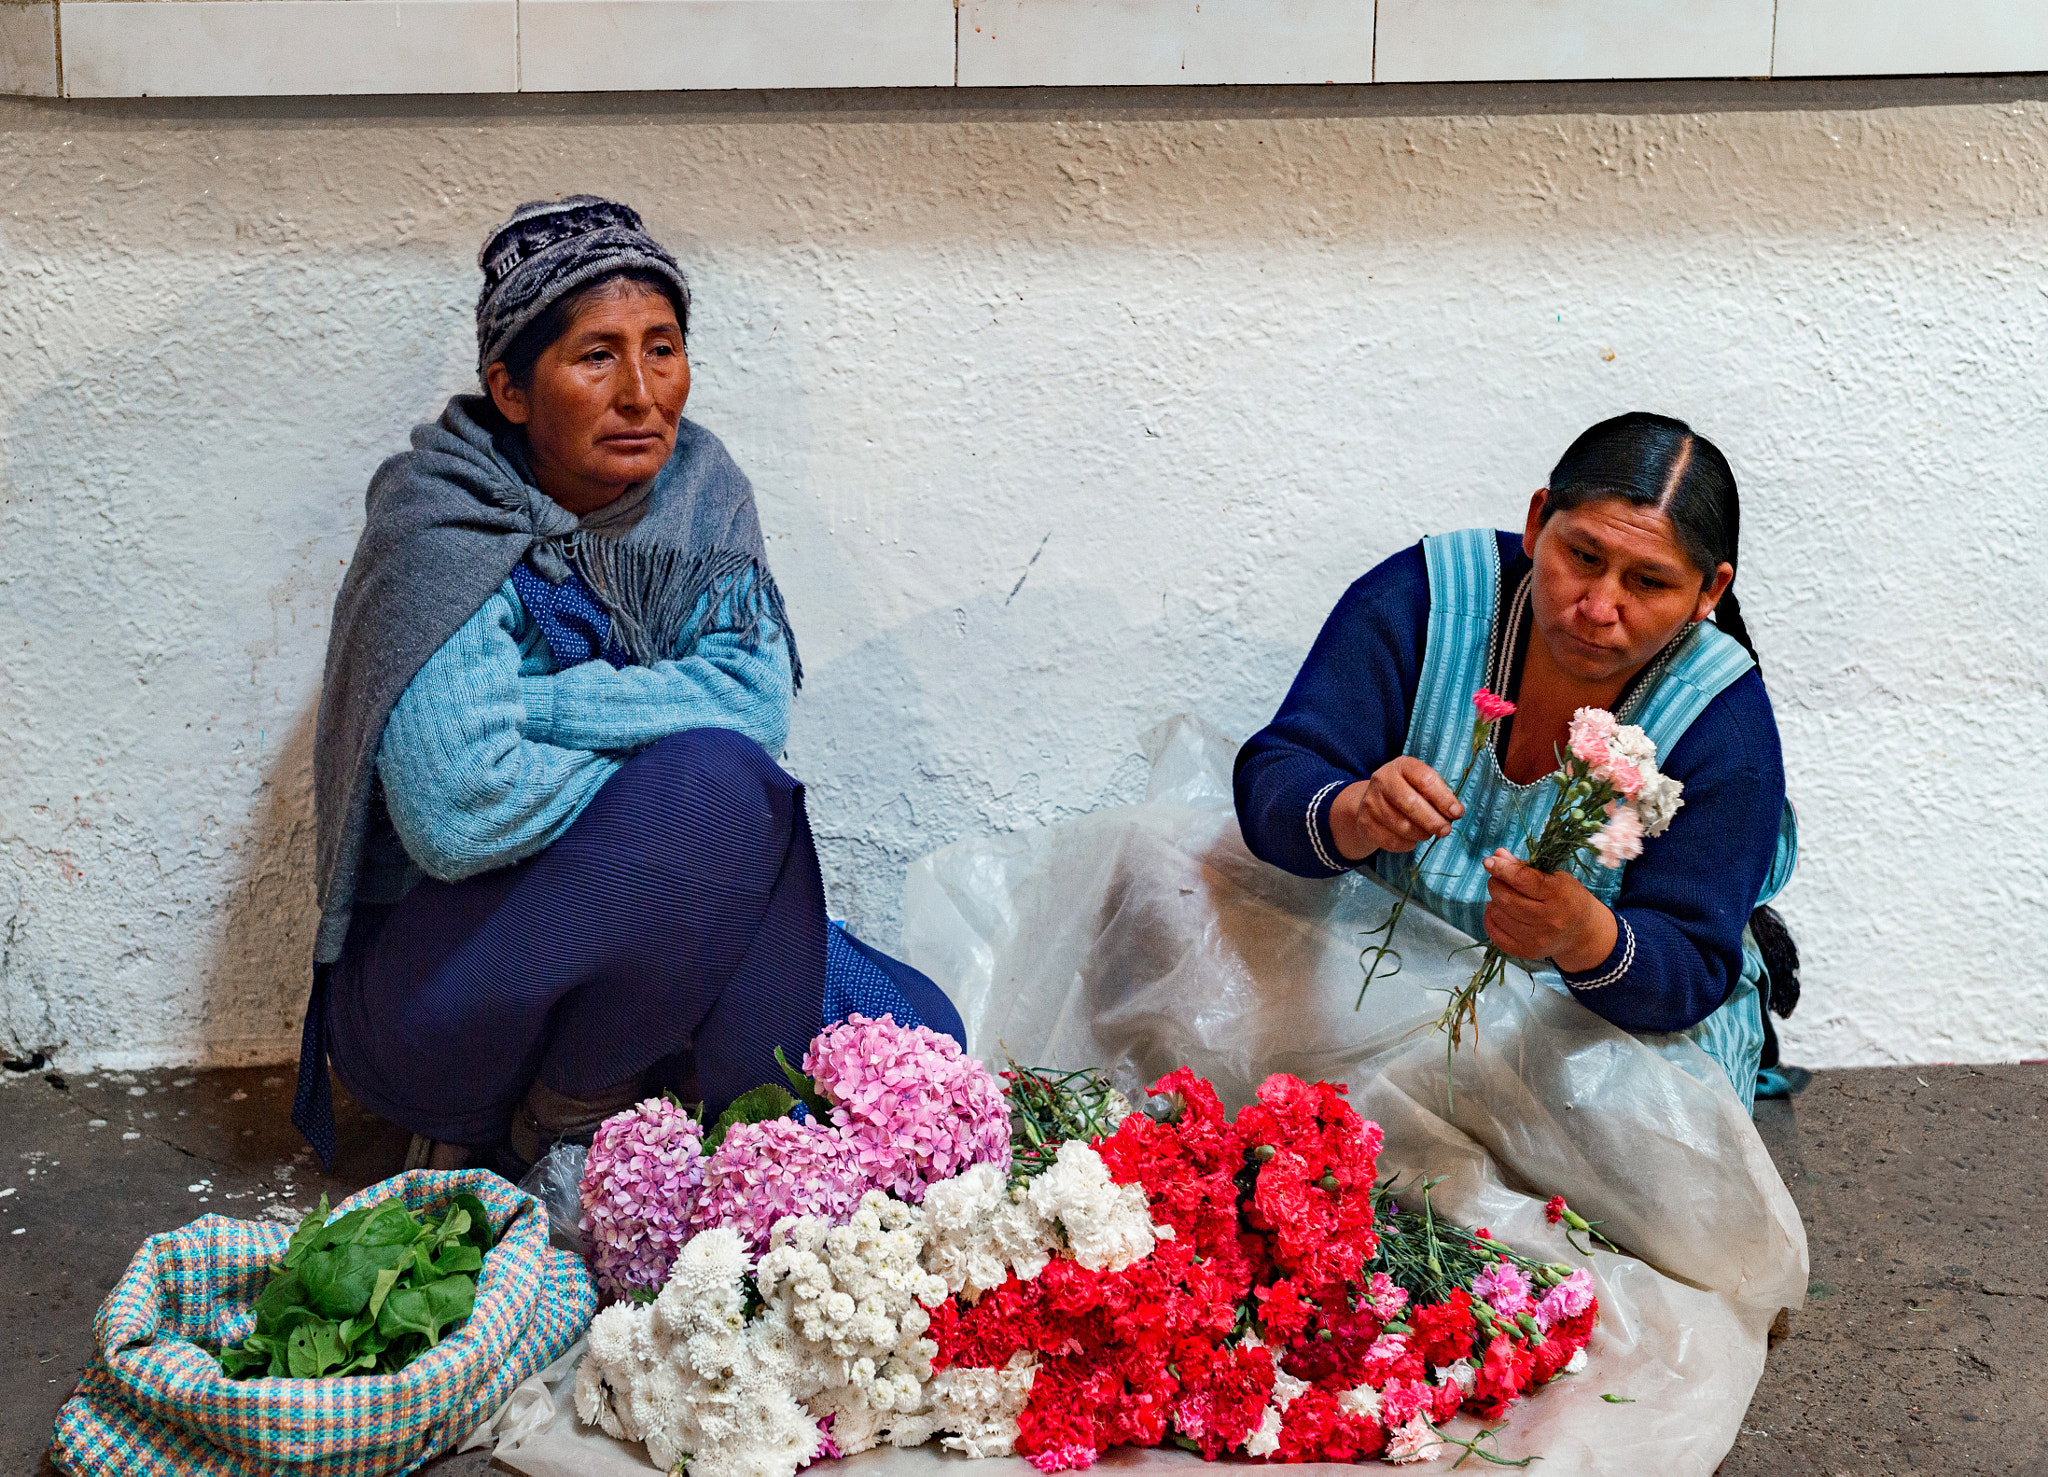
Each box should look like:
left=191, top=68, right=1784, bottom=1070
left=377, top=589, right=620, bottom=882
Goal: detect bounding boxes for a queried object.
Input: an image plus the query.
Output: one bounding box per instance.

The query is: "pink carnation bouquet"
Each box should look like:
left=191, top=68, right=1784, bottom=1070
left=1436, top=705, right=1683, bottom=1059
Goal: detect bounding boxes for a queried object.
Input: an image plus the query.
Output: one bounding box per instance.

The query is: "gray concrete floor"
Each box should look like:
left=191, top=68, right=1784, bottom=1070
left=3, top=1062, right=2043, bottom=1475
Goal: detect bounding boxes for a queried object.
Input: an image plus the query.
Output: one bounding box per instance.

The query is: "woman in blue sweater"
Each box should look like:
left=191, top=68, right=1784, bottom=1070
left=1234, top=413, right=1797, bottom=1110
left=294, top=197, right=960, bottom=1176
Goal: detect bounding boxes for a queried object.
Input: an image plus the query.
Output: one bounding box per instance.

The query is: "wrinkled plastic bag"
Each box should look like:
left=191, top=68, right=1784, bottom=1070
left=493, top=715, right=1806, bottom=1477
left=518, top=1142, right=591, bottom=1259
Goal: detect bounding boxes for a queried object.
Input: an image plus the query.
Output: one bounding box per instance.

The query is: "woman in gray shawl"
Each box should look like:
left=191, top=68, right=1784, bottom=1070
left=293, top=196, right=961, bottom=1176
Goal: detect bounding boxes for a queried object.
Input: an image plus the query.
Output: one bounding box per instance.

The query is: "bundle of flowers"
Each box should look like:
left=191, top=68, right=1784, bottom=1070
left=572, top=1054, right=1601, bottom=1476
left=577, top=1014, right=1011, bottom=1297
left=1435, top=704, right=1685, bottom=1048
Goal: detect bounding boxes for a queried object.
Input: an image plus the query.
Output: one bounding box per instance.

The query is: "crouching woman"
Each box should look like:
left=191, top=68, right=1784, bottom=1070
left=1234, top=413, right=1797, bottom=1109
left=294, top=196, right=959, bottom=1175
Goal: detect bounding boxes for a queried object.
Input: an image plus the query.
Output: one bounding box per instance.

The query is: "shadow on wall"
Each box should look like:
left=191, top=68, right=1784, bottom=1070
left=0, top=249, right=472, bottom=1067
left=788, top=575, right=1302, bottom=951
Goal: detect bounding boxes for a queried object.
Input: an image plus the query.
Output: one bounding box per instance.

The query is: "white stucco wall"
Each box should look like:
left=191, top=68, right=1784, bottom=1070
left=2, top=80, right=2044, bottom=1074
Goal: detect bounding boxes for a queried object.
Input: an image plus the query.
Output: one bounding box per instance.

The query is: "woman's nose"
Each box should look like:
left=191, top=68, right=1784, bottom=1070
left=1579, top=582, right=1622, bottom=623
left=616, top=357, right=652, bottom=410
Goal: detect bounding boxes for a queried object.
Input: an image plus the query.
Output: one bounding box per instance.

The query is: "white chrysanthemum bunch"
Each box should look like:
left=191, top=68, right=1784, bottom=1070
left=921, top=1141, right=1166, bottom=1305
left=887, top=1352, right=1039, bottom=1459
left=574, top=1227, right=823, bottom=1477
left=752, top=1190, right=951, bottom=1458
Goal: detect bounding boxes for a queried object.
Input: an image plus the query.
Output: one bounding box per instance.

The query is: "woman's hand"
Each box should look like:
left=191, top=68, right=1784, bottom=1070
left=1481, top=849, right=1618, bottom=971
left=1330, top=758, right=1466, bottom=861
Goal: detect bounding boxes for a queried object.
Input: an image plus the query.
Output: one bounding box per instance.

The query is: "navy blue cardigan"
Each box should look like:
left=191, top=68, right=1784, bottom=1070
left=1233, top=533, right=1787, bottom=1034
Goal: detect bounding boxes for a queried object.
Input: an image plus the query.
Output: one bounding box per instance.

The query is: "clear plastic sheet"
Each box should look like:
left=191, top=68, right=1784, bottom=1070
left=494, top=715, right=1806, bottom=1477
left=518, top=1141, right=592, bottom=1259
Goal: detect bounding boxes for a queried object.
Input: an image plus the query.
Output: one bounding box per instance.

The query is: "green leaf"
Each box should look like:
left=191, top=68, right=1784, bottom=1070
left=280, top=1195, right=335, bottom=1269
left=702, top=1083, right=798, bottom=1154
left=310, top=1202, right=381, bottom=1254
left=365, top=1265, right=404, bottom=1321
left=286, top=1318, right=349, bottom=1379
left=250, top=1268, right=309, bottom=1333
left=300, top=1241, right=409, bottom=1320
left=432, top=1244, right=484, bottom=1278
left=421, top=1275, right=476, bottom=1335
left=772, top=1046, right=835, bottom=1124
left=450, top=1194, right=496, bottom=1251
left=357, top=1200, right=425, bottom=1248
left=1600, top=1394, right=1637, bottom=1404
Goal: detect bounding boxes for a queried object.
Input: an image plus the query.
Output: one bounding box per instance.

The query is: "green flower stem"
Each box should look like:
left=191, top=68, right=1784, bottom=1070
left=1356, top=719, right=1499, bottom=1010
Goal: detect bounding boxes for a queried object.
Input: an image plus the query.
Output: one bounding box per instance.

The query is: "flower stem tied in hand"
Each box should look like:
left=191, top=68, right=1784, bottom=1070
left=1356, top=689, right=1517, bottom=1009
left=1435, top=706, right=1684, bottom=1063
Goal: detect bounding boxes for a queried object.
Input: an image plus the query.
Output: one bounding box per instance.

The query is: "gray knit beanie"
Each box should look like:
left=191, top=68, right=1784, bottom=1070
left=474, top=195, right=691, bottom=379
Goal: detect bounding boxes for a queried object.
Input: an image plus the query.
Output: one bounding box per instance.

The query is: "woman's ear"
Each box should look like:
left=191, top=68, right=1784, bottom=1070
left=1522, top=488, right=1550, bottom=552
left=1695, top=561, right=1735, bottom=621
left=484, top=361, right=530, bottom=425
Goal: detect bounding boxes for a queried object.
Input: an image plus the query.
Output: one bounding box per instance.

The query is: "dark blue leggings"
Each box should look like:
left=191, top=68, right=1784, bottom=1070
left=322, top=728, right=949, bottom=1147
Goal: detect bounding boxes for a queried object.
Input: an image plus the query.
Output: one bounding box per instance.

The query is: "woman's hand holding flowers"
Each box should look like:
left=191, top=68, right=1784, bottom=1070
left=1480, top=849, right=1618, bottom=973
left=1333, top=756, right=1467, bottom=860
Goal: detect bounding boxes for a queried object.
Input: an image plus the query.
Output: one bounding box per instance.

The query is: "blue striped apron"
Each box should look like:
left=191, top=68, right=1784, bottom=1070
left=1370, top=529, right=1797, bottom=1111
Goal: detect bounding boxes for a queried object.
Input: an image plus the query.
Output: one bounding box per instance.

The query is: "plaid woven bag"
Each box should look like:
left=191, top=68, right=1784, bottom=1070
left=49, top=1168, right=596, bottom=1476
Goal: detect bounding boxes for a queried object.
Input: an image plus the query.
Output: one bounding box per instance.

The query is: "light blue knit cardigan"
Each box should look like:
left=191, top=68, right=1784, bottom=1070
left=365, top=573, right=792, bottom=897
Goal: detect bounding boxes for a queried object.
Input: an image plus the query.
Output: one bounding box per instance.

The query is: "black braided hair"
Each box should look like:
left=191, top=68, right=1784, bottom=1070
left=1542, top=413, right=1800, bottom=1068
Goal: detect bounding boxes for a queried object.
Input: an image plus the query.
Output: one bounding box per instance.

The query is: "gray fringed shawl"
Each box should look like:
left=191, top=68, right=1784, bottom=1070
left=311, top=394, right=798, bottom=964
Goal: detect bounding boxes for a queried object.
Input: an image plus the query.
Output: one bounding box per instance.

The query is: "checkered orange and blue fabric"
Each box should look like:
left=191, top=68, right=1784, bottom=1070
left=48, top=1168, right=596, bottom=1476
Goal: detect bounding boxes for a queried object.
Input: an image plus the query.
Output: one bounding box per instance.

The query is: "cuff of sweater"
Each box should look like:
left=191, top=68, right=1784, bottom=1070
left=1304, top=778, right=1353, bottom=876
left=1560, top=915, right=1636, bottom=992
left=517, top=676, right=557, bottom=745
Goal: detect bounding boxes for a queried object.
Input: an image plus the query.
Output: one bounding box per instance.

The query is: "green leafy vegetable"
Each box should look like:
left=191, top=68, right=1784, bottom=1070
left=215, top=1195, right=497, bottom=1381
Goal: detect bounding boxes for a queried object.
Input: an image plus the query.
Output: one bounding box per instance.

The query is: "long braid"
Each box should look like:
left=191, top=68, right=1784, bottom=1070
left=1713, top=587, right=1761, bottom=676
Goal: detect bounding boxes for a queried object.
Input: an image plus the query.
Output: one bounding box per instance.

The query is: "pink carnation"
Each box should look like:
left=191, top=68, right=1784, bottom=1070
left=1028, top=1445, right=1099, bottom=1473
left=1535, top=1268, right=1597, bottom=1330
left=804, top=1014, right=1011, bottom=1202
left=1595, top=755, right=1644, bottom=798
left=578, top=1097, right=706, bottom=1299
left=1566, top=707, right=1619, bottom=767
left=1592, top=805, right=1645, bottom=869
left=689, top=1117, right=865, bottom=1253
left=1378, top=1378, right=1430, bottom=1428
left=1470, top=1261, right=1534, bottom=1318
left=1368, top=1271, right=1411, bottom=1321
left=1472, top=689, right=1517, bottom=723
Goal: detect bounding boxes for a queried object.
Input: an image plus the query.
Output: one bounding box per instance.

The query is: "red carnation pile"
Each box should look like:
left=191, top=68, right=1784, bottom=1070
left=932, top=1067, right=1600, bottom=1468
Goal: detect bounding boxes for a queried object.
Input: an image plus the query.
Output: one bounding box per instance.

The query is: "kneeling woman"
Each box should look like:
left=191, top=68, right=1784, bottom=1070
left=1235, top=413, right=1794, bottom=1110
left=295, top=196, right=960, bottom=1174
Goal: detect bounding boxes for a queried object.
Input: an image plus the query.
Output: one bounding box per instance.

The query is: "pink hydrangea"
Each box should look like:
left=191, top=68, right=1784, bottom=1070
left=578, top=1096, right=706, bottom=1299
left=1535, top=1267, right=1597, bottom=1330
left=688, top=1117, right=865, bottom=1253
left=803, top=1013, right=1011, bottom=1202
left=1592, top=804, right=1645, bottom=869
left=1470, top=1260, right=1534, bottom=1318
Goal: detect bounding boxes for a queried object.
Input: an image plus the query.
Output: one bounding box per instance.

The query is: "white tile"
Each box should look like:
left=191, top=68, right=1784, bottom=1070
left=61, top=0, right=517, bottom=97
left=519, top=0, right=955, bottom=91
left=1375, top=0, right=1774, bottom=83
left=0, top=4, right=58, bottom=96
left=958, top=0, right=1372, bottom=87
left=1774, top=0, right=2048, bottom=76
